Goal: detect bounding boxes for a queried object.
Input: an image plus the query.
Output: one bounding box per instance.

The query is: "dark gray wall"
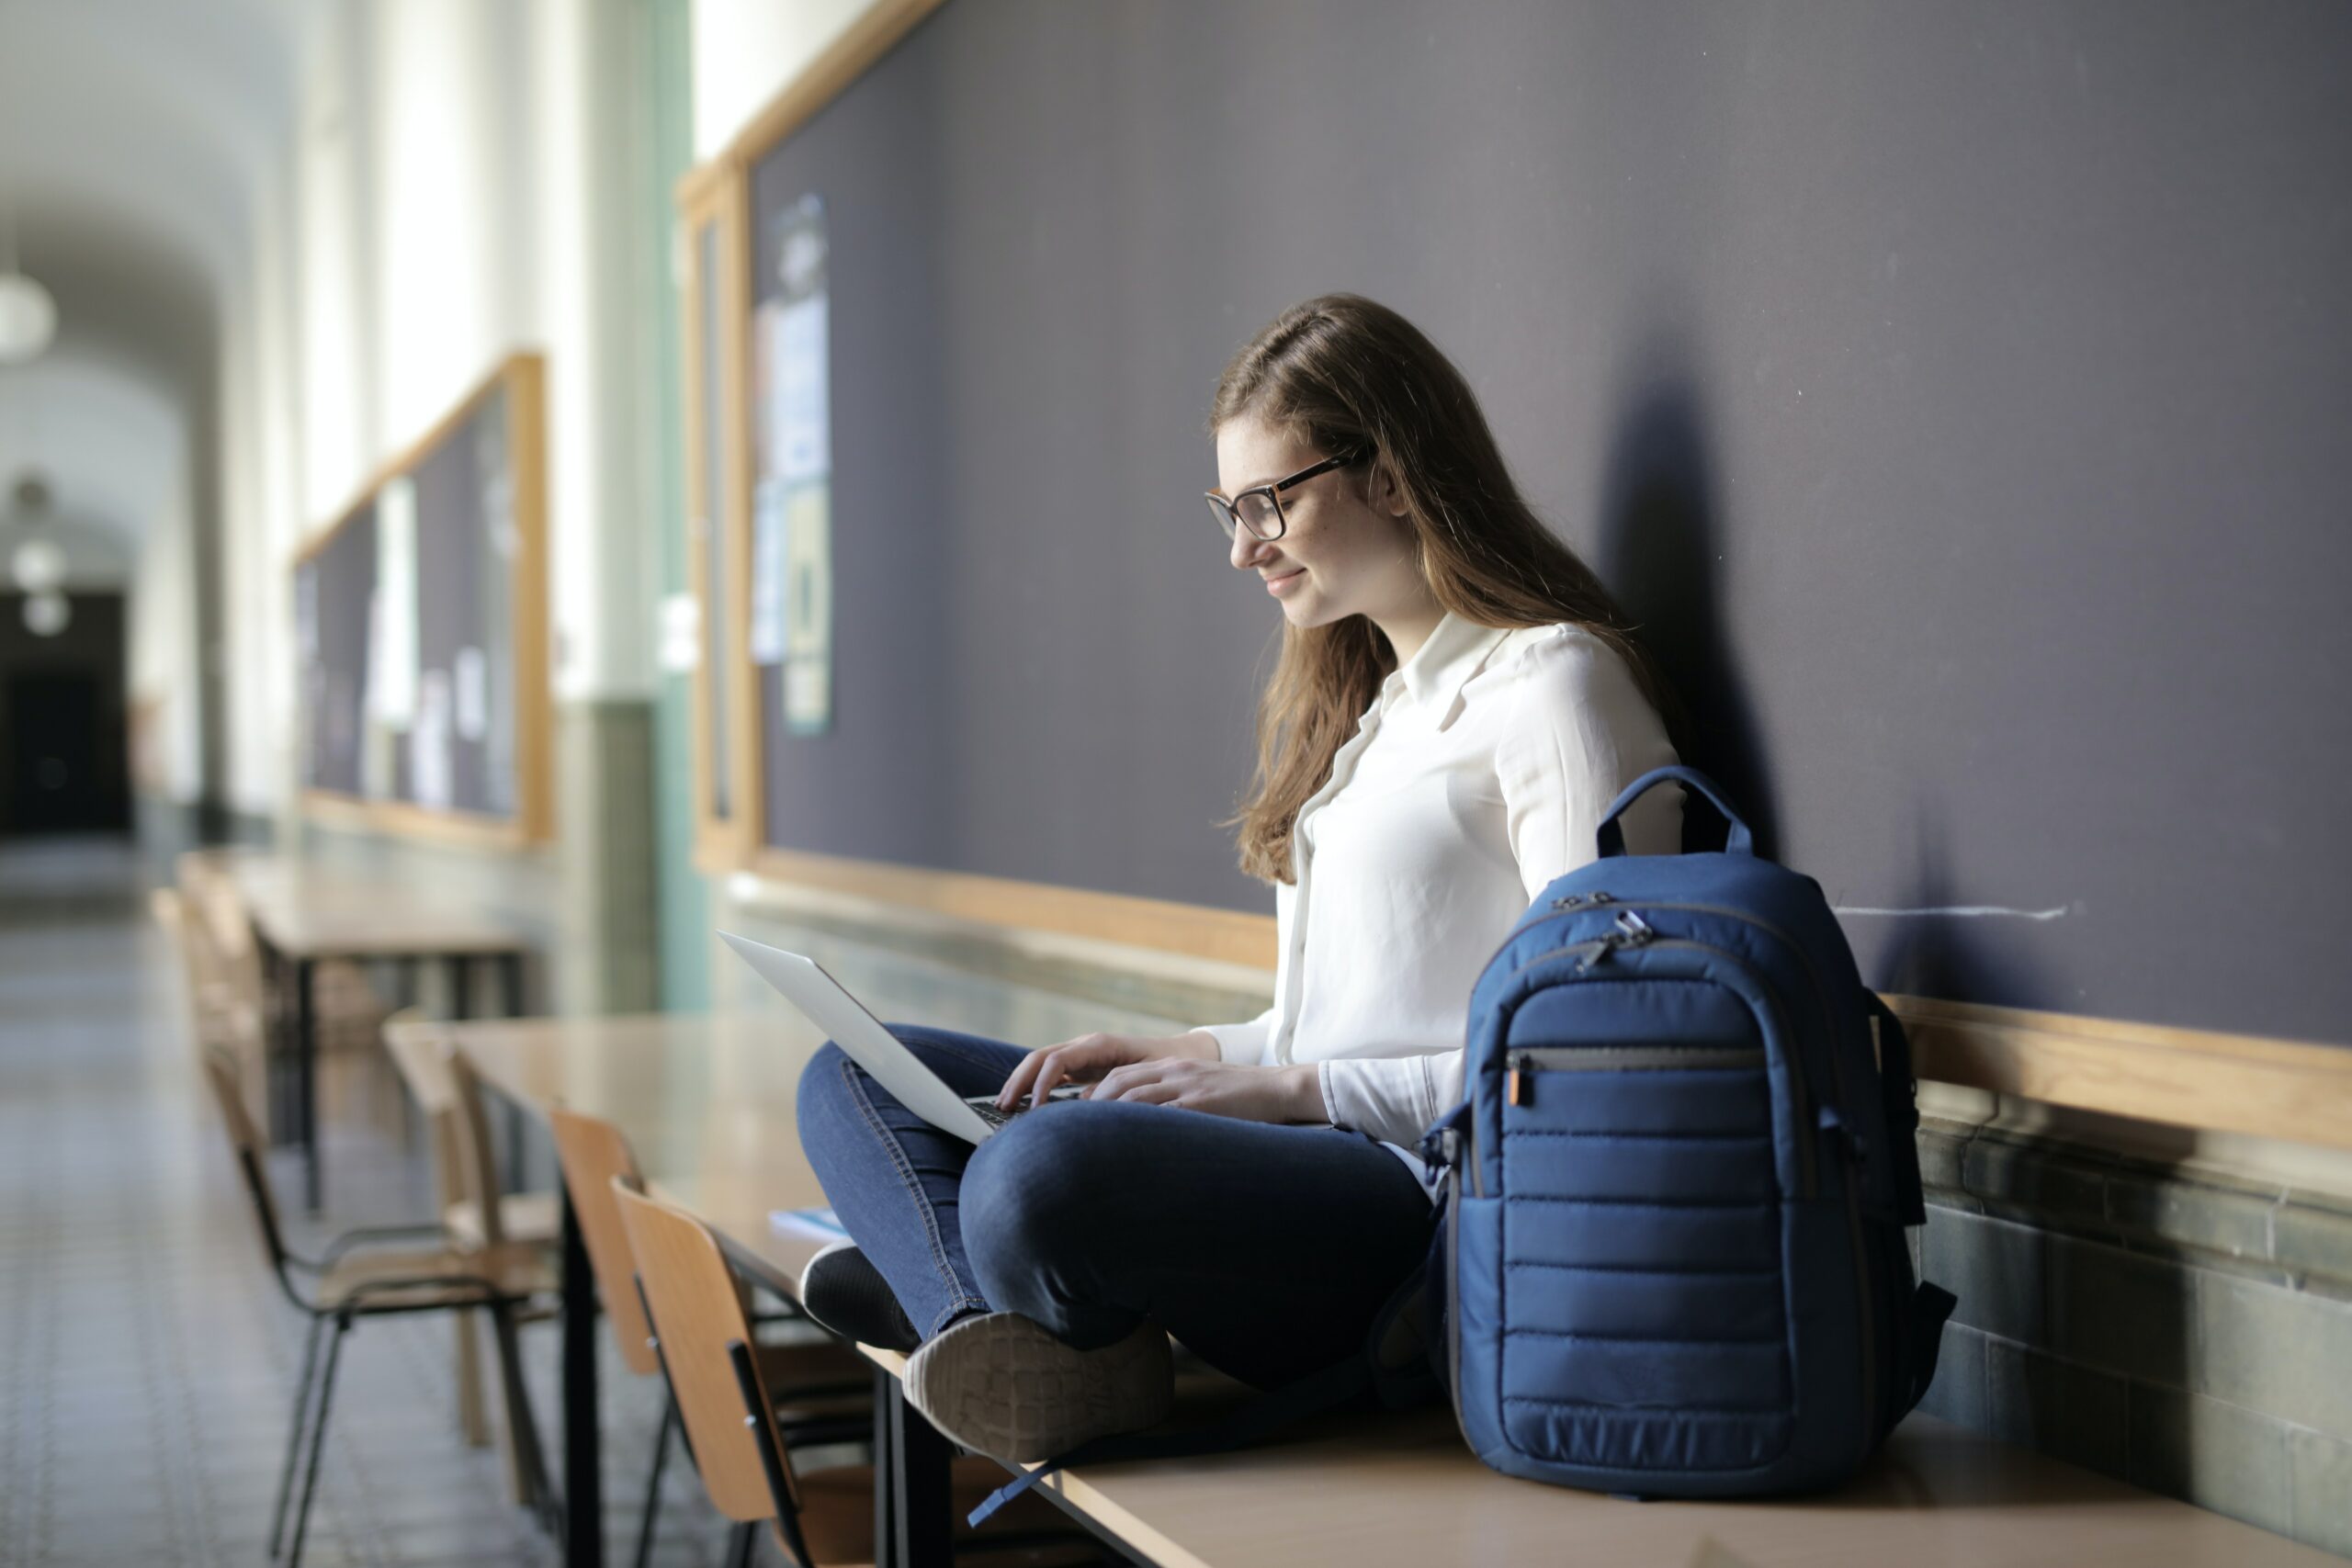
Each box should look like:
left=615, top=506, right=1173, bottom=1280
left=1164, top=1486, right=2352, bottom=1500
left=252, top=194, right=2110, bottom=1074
left=301, top=503, right=374, bottom=798
left=747, top=0, right=2352, bottom=1045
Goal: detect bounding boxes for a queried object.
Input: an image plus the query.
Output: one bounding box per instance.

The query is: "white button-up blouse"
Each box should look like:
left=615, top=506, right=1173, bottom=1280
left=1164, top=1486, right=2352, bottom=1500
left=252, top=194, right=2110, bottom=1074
left=1193, top=610, right=1682, bottom=1191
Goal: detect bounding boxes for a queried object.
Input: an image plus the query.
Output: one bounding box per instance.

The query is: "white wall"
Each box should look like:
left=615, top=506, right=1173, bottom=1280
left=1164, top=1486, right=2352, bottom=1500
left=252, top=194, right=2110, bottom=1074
left=128, top=481, right=203, bottom=803
left=691, top=0, right=887, bottom=159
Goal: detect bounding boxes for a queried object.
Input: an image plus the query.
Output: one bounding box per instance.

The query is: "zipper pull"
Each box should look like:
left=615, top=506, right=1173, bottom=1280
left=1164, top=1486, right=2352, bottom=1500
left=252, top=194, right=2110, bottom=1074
left=1507, top=1053, right=1532, bottom=1107
left=1550, top=890, right=1613, bottom=911
left=1612, top=910, right=1656, bottom=945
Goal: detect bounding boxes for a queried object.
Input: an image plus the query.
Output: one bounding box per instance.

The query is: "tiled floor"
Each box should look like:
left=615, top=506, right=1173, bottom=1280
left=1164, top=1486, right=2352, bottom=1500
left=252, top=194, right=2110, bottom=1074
left=0, top=838, right=753, bottom=1567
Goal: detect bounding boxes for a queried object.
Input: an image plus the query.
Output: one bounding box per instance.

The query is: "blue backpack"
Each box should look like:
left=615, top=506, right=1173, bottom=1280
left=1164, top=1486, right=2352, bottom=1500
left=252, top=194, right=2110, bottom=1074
left=1419, top=764, right=1956, bottom=1495
left=972, top=763, right=1955, bottom=1524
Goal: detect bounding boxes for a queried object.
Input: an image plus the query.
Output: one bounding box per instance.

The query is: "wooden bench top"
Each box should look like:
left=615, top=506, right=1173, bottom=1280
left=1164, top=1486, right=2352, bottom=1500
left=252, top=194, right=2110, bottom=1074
left=229, top=856, right=531, bottom=959
left=423, top=1010, right=2342, bottom=1568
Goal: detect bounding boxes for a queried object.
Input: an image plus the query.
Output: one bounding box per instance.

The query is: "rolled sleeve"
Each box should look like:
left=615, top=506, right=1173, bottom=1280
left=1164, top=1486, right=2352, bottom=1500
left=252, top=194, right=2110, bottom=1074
left=1320, top=1047, right=1467, bottom=1147
left=1193, top=1005, right=1275, bottom=1066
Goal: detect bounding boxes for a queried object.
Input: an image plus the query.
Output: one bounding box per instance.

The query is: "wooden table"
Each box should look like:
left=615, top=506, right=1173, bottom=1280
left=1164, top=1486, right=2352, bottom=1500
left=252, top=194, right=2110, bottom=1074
left=438, top=1011, right=2344, bottom=1568
left=233, top=858, right=531, bottom=1211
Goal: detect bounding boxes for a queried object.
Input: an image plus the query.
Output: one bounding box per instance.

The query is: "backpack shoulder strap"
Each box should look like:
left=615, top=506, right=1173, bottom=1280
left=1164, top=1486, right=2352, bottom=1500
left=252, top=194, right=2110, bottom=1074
left=1860, top=988, right=1960, bottom=1419
left=1862, top=989, right=1928, bottom=1226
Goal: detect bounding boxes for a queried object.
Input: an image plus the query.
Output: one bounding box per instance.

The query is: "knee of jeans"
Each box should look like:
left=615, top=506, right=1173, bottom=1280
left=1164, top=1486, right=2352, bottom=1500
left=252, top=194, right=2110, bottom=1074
left=960, top=1110, right=1121, bottom=1269
left=795, top=1042, right=857, bottom=1126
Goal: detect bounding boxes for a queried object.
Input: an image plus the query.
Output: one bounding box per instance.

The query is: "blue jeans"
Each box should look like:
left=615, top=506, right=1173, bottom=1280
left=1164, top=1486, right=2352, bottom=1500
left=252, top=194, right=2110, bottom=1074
left=795, top=1024, right=1437, bottom=1392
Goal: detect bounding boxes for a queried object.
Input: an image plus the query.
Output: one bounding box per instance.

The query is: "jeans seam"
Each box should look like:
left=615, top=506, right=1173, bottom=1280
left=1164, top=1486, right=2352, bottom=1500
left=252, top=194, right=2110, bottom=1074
left=836, top=1055, right=989, bottom=1334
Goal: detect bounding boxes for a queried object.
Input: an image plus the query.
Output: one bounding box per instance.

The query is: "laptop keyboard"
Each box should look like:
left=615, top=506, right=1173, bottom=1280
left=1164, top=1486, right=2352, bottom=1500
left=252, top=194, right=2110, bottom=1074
left=964, top=1085, right=1085, bottom=1128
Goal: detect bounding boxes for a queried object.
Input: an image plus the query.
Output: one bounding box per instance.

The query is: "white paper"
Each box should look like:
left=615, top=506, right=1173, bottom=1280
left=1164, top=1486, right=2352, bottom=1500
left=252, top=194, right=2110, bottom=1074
left=370, top=478, right=419, bottom=727
left=749, top=478, right=789, bottom=667
left=765, top=295, right=831, bottom=484
left=658, top=592, right=701, bottom=673
left=296, top=570, right=319, bottom=659
left=411, top=670, right=454, bottom=810
left=781, top=481, right=833, bottom=736
left=785, top=659, right=831, bottom=734
left=453, top=647, right=488, bottom=741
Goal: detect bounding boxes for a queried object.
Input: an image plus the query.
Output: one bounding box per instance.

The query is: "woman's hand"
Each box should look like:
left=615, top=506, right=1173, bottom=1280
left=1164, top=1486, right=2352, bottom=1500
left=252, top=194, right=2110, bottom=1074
left=1086, top=1057, right=1326, bottom=1124
left=993, top=1030, right=1220, bottom=1111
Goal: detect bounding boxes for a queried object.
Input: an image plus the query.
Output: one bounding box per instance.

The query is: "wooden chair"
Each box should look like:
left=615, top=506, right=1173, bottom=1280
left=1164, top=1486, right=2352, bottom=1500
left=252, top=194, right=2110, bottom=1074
left=614, top=1184, right=1099, bottom=1568
left=156, top=884, right=271, bottom=1122
left=548, top=1106, right=871, bottom=1568
left=196, top=866, right=400, bottom=1136
left=383, top=1013, right=561, bottom=1482
left=153, top=885, right=237, bottom=1051
left=198, top=1045, right=559, bottom=1568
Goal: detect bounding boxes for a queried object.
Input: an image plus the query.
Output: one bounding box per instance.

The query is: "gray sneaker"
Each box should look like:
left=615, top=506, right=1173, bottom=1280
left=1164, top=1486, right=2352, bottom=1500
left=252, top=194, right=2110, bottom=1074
left=903, top=1311, right=1173, bottom=1463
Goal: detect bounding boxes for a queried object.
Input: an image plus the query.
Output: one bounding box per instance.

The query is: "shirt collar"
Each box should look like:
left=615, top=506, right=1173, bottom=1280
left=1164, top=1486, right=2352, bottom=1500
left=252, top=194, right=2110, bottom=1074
left=1380, top=611, right=1515, bottom=728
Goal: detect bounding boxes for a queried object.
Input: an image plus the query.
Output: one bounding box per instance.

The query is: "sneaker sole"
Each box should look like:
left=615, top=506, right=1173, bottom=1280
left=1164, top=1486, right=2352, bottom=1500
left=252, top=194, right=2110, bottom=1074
left=904, top=1312, right=1173, bottom=1463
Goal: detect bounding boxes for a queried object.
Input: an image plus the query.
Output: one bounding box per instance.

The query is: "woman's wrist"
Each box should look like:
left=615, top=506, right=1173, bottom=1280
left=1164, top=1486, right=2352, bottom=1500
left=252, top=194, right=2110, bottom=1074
left=1172, top=1029, right=1223, bottom=1062
left=1286, top=1062, right=1329, bottom=1123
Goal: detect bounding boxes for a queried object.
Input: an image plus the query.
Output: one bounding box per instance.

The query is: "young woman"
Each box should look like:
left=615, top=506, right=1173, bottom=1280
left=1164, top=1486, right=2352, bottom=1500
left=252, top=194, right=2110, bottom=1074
left=795, top=293, right=1683, bottom=1463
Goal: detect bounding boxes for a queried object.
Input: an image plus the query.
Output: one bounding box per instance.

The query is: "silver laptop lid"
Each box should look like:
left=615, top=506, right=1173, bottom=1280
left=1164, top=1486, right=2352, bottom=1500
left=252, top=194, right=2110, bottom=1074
left=718, top=931, right=996, bottom=1145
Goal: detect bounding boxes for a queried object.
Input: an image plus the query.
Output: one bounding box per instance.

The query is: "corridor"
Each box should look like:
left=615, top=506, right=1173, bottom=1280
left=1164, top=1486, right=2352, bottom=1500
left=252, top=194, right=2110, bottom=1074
left=0, top=840, right=703, bottom=1567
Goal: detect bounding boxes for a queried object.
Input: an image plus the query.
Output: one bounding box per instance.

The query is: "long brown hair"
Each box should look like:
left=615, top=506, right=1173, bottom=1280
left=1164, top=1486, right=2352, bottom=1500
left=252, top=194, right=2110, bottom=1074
left=1211, top=293, right=1675, bottom=885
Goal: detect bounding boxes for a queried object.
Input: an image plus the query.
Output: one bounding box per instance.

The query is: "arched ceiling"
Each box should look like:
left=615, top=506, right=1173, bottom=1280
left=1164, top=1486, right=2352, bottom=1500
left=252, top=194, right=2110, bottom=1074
left=0, top=0, right=300, bottom=545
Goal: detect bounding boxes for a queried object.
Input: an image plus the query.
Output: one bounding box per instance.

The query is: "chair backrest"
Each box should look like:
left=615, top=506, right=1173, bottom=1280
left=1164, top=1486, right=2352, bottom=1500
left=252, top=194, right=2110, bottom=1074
left=196, top=874, right=270, bottom=1020
left=547, top=1108, right=660, bottom=1378
left=153, top=886, right=208, bottom=1021
left=199, top=1044, right=297, bottom=1292
left=443, top=1047, right=509, bottom=1248
left=613, top=1183, right=801, bottom=1527
left=384, top=1015, right=505, bottom=1247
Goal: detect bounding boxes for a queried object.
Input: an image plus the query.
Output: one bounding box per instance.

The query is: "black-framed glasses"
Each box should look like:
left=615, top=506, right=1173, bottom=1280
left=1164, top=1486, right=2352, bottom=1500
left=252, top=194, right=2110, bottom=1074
left=1204, top=450, right=1363, bottom=542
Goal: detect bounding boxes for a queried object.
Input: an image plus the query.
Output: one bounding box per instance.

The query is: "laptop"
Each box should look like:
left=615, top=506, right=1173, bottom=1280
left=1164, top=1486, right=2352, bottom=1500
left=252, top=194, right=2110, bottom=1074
left=718, top=931, right=1082, bottom=1145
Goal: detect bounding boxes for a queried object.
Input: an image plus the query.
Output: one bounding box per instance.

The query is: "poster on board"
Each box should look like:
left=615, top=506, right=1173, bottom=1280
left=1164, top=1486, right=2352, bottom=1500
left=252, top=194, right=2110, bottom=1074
left=752, top=191, right=833, bottom=735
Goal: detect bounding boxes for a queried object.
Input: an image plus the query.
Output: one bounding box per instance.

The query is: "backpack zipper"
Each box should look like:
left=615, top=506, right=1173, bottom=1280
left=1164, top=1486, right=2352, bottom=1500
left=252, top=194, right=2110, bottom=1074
left=1506, top=1043, right=1767, bottom=1102
left=1498, top=933, right=1815, bottom=1198
left=1546, top=892, right=1849, bottom=1149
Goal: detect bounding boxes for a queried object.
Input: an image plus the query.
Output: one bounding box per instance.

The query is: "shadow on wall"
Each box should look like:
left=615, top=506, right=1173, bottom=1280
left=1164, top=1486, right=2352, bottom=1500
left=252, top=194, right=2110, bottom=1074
left=1593, top=329, right=1780, bottom=860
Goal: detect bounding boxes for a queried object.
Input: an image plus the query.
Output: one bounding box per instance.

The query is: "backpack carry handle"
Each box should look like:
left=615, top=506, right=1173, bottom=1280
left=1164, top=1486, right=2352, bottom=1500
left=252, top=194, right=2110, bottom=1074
left=1597, top=765, right=1755, bottom=858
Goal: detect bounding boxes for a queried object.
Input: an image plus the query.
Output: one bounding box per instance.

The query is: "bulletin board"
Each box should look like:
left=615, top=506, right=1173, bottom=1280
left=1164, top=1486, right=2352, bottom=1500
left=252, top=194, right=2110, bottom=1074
left=678, top=0, right=2352, bottom=1055
left=293, top=354, right=551, bottom=846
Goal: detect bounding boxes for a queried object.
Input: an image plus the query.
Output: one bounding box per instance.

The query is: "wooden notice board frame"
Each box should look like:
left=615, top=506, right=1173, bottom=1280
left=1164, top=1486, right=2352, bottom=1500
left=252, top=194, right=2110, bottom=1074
left=674, top=0, right=949, bottom=881
left=678, top=154, right=758, bottom=873
left=292, top=352, right=553, bottom=849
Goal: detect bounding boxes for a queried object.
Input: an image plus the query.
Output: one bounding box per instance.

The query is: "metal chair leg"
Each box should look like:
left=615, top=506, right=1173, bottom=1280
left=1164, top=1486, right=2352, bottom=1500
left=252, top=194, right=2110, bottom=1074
left=631, top=1391, right=676, bottom=1568
left=283, top=1314, right=350, bottom=1568
left=726, top=1518, right=759, bottom=1568
left=455, top=1305, right=492, bottom=1446
left=487, top=1302, right=560, bottom=1531
left=267, top=1315, right=327, bottom=1560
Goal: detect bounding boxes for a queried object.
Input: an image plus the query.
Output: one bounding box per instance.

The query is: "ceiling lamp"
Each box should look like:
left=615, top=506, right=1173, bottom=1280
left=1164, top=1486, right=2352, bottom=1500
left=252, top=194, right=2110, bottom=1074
left=12, top=536, right=66, bottom=593
left=23, top=589, right=69, bottom=637
left=0, top=272, right=53, bottom=365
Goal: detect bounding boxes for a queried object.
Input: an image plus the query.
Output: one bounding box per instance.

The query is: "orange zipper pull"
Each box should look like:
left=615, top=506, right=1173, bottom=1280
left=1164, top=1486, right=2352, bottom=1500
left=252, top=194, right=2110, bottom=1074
left=1508, top=1055, right=1530, bottom=1106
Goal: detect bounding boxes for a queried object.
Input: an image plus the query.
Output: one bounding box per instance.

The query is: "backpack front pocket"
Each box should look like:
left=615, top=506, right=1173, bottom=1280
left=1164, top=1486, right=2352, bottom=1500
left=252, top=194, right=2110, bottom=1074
left=1495, top=977, right=1793, bottom=1472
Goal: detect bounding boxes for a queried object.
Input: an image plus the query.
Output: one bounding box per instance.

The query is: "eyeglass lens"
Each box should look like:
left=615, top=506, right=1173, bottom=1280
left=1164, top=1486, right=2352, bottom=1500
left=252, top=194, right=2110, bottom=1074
left=1207, top=490, right=1283, bottom=540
